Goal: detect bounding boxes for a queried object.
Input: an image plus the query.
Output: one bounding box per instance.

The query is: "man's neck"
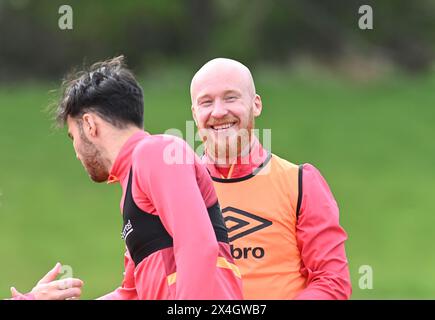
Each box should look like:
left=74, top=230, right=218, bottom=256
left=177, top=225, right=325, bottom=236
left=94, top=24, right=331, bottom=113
left=105, top=127, right=142, bottom=169
left=205, top=136, right=268, bottom=179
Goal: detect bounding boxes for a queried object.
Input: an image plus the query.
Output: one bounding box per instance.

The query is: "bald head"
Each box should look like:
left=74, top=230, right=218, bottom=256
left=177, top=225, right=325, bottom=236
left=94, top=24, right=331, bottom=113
left=190, top=58, right=256, bottom=103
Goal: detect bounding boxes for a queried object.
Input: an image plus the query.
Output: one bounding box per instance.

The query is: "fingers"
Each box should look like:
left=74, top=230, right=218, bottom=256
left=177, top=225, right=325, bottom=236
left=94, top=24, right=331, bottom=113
left=10, top=287, right=22, bottom=298
left=58, top=287, right=82, bottom=300
left=38, top=262, right=62, bottom=285
left=51, top=278, right=84, bottom=290
left=32, top=278, right=84, bottom=300
left=30, top=263, right=84, bottom=300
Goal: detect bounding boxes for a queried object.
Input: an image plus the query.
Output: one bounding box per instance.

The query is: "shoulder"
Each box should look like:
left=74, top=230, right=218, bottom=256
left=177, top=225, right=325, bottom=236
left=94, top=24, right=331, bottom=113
left=270, top=153, right=300, bottom=176
left=271, top=154, right=325, bottom=180
left=269, top=156, right=331, bottom=205
left=134, top=134, right=185, bottom=153
left=300, top=163, right=329, bottom=183
left=298, top=163, right=337, bottom=207
left=131, top=134, right=199, bottom=178
left=132, top=134, right=191, bottom=162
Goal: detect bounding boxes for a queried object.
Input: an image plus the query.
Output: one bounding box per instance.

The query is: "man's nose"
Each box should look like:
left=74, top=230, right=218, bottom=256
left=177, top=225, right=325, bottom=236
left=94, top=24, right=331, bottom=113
left=211, top=100, right=228, bottom=118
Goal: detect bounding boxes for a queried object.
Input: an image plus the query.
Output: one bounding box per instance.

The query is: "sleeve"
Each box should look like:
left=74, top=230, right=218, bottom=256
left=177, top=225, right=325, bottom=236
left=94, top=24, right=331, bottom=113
left=97, top=250, right=138, bottom=300
left=133, top=137, right=219, bottom=299
left=294, top=164, right=352, bottom=300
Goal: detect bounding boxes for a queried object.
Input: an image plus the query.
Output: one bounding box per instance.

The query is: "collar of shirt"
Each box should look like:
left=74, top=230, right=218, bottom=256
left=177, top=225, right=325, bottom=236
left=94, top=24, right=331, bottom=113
left=107, top=130, right=150, bottom=184
left=204, top=136, right=269, bottom=180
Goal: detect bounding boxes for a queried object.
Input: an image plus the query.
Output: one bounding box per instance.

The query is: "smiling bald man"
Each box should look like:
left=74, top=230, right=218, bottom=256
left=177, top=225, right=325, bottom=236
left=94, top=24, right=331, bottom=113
left=190, top=58, right=352, bottom=300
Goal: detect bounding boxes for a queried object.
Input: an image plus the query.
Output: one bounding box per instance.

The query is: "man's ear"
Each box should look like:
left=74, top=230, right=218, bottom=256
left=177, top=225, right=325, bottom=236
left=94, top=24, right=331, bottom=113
left=253, top=94, right=263, bottom=117
left=82, top=113, right=97, bottom=138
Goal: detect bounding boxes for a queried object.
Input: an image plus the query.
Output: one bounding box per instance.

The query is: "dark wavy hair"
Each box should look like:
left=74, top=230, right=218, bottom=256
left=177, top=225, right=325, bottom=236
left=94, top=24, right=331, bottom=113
left=55, top=55, right=144, bottom=129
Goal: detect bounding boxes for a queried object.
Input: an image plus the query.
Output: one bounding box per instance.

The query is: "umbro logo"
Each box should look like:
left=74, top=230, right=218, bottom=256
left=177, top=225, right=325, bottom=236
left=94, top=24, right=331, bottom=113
left=222, top=207, right=272, bottom=242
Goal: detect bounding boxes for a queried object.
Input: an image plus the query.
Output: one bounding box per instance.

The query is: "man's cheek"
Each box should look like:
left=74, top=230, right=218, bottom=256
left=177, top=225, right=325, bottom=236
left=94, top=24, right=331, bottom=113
left=198, top=110, right=211, bottom=126
left=74, top=144, right=84, bottom=162
left=73, top=145, right=80, bottom=160
left=197, top=119, right=207, bottom=129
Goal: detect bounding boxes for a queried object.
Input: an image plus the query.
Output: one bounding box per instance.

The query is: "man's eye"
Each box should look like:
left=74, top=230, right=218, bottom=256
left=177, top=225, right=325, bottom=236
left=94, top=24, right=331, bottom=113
left=225, top=96, right=237, bottom=102
left=200, top=100, right=212, bottom=106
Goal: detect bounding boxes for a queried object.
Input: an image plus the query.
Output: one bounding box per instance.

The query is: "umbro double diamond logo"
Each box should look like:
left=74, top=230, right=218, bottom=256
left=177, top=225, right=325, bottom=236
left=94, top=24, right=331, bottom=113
left=222, top=207, right=272, bottom=260
left=222, top=207, right=272, bottom=242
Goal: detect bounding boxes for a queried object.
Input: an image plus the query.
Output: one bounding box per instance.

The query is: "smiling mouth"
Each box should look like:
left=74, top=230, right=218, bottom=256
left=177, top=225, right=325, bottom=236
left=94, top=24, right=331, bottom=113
left=210, top=122, right=237, bottom=131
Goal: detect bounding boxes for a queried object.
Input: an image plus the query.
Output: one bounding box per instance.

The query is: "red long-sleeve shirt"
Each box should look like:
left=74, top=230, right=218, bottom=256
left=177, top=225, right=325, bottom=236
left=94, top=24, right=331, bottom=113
left=99, top=131, right=242, bottom=300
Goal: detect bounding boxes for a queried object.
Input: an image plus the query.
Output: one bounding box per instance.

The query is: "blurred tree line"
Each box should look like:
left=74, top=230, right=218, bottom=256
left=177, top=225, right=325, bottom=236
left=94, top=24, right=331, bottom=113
left=0, top=0, right=434, bottom=81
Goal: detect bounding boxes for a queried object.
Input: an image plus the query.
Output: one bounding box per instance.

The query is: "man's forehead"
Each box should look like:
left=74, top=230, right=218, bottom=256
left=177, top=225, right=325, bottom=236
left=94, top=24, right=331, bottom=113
left=194, top=63, right=245, bottom=82
left=192, top=72, right=247, bottom=97
left=191, top=60, right=254, bottom=99
left=195, top=85, right=242, bottom=100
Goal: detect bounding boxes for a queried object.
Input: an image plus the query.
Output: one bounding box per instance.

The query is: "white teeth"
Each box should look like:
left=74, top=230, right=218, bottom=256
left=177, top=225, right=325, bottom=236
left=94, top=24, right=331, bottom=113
left=212, top=123, right=235, bottom=130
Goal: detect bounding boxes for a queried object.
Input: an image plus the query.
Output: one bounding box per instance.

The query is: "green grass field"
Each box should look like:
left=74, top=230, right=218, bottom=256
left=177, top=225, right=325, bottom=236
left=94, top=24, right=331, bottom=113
left=0, top=67, right=434, bottom=299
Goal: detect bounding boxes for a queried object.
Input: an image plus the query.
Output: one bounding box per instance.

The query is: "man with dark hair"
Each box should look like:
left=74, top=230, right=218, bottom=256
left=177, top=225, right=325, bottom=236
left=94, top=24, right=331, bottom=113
left=55, top=56, right=243, bottom=300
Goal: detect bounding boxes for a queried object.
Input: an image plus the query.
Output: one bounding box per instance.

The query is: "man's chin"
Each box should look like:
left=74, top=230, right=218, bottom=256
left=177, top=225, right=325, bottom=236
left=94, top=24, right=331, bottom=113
left=205, top=140, right=239, bottom=163
left=86, top=171, right=109, bottom=183
left=90, top=175, right=108, bottom=183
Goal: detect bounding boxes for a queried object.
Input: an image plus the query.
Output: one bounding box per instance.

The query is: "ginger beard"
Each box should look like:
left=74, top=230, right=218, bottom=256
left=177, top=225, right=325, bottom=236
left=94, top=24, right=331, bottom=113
left=77, top=123, right=109, bottom=183
left=201, top=108, right=255, bottom=166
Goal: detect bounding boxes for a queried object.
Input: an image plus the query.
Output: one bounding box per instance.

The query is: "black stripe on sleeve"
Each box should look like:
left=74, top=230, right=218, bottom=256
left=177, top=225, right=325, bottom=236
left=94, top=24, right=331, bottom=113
left=296, top=164, right=304, bottom=218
